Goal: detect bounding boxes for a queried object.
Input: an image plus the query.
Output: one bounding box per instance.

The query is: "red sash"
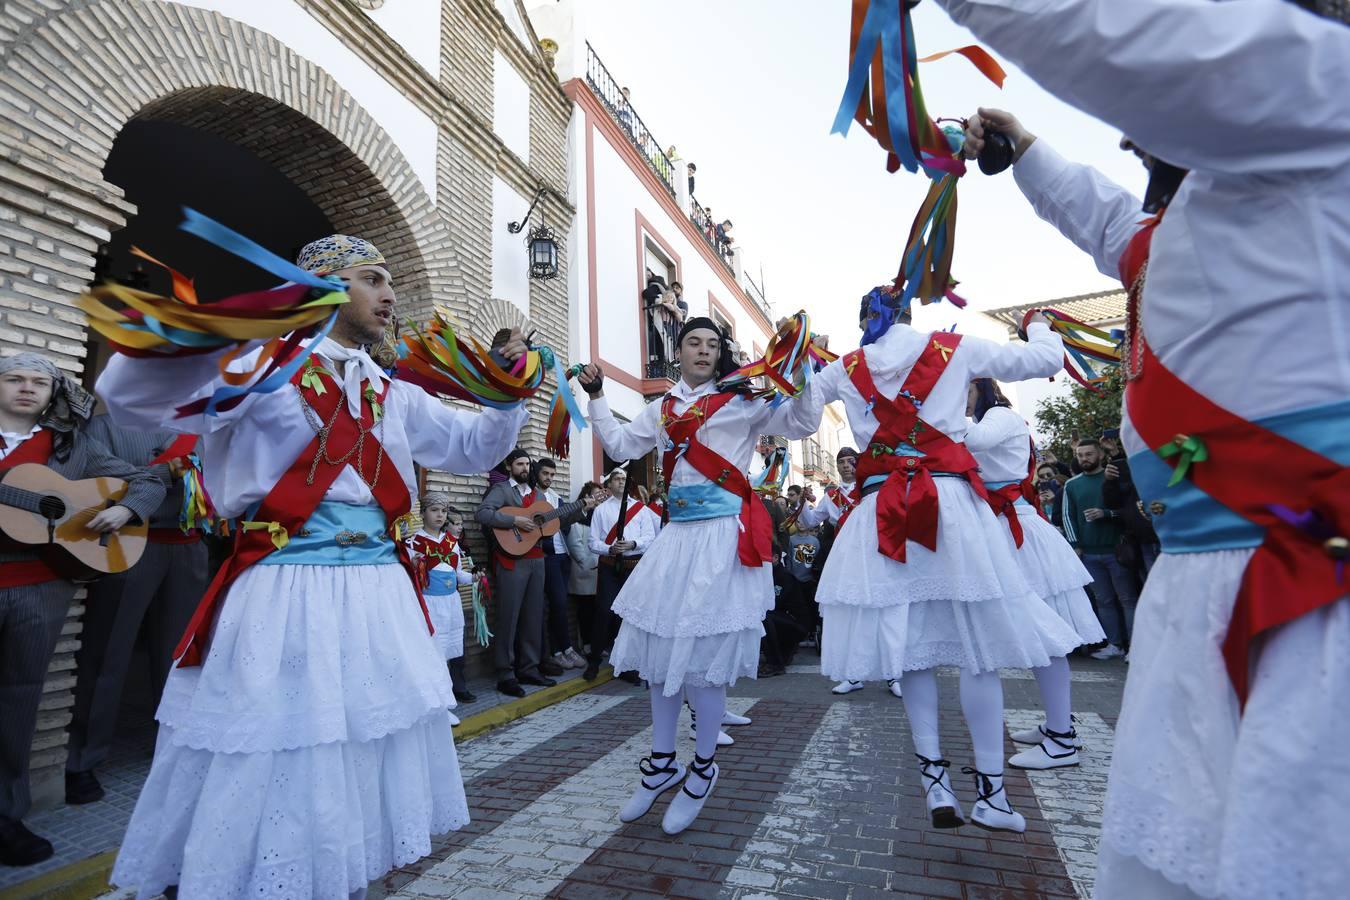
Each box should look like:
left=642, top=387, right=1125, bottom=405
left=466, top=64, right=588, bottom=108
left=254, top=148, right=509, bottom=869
left=986, top=438, right=1046, bottom=548
left=0, top=429, right=60, bottom=587
left=1121, top=209, right=1348, bottom=707
left=1128, top=342, right=1348, bottom=707
left=174, top=366, right=422, bottom=667
left=660, top=392, right=772, bottom=567
left=843, top=332, right=985, bottom=562
left=604, top=500, right=645, bottom=544
left=826, top=485, right=857, bottom=513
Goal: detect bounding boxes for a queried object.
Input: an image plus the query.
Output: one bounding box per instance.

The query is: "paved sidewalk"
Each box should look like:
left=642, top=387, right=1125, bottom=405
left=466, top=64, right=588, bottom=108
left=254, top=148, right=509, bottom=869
left=372, top=657, right=1125, bottom=899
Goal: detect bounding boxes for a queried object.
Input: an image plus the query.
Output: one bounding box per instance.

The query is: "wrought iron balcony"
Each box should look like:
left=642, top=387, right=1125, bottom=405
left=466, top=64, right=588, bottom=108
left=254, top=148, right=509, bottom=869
left=585, top=42, right=677, bottom=199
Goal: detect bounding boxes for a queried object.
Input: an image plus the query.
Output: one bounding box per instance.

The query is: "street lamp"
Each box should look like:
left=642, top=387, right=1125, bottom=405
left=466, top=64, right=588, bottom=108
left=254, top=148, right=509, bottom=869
left=508, top=186, right=561, bottom=281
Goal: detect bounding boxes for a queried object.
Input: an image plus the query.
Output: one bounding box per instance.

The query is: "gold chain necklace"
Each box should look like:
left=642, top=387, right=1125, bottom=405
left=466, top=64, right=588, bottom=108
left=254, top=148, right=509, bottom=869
left=297, top=374, right=386, bottom=489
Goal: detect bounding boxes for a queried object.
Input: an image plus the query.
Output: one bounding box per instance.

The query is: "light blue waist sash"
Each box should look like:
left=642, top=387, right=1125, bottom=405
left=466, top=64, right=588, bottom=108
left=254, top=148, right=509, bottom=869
left=425, top=568, right=460, bottom=596
left=667, top=483, right=741, bottom=522
left=1131, top=397, right=1350, bottom=554
left=984, top=480, right=1032, bottom=507
left=257, top=501, right=397, bottom=566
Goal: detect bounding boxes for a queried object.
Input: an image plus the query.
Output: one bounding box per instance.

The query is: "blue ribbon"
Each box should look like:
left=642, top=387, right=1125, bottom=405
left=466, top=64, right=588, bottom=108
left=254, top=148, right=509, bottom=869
left=194, top=311, right=339, bottom=417
left=552, top=353, right=588, bottom=430
left=179, top=207, right=339, bottom=292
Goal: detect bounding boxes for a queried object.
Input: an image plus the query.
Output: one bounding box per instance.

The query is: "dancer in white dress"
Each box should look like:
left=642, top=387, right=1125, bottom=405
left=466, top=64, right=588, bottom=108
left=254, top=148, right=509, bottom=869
left=944, top=2, right=1350, bottom=893
left=576, top=317, right=825, bottom=835
left=812, top=290, right=1080, bottom=833
left=408, top=493, right=477, bottom=727
left=964, top=379, right=1104, bottom=770
left=98, top=235, right=528, bottom=899
left=800, top=447, right=903, bottom=699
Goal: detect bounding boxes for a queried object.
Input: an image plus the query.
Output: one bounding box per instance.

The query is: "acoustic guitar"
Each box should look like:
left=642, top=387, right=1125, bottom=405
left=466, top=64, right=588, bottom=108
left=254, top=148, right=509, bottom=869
left=493, top=497, right=588, bottom=557
left=0, top=463, right=149, bottom=578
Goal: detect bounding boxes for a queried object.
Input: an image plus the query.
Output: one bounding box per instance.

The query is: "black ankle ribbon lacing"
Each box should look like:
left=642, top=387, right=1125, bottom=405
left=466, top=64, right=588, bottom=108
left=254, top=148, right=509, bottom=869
left=682, top=753, right=717, bottom=799
left=916, top=754, right=953, bottom=799
left=639, top=750, right=679, bottom=788
left=962, top=767, right=1014, bottom=814
left=1036, top=726, right=1079, bottom=759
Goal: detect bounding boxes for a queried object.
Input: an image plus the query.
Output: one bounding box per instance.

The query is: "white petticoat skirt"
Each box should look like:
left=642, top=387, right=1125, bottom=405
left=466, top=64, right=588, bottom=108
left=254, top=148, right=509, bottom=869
left=111, top=562, right=468, bottom=899
left=609, top=515, right=769, bottom=697
left=1009, top=506, right=1105, bottom=645
left=818, top=480, right=1080, bottom=679
left=426, top=590, right=466, bottom=660
left=1096, top=550, right=1350, bottom=900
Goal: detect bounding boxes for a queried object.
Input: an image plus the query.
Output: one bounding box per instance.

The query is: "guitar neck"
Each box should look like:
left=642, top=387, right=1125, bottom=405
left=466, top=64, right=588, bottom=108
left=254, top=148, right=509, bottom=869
left=536, top=498, right=586, bottom=524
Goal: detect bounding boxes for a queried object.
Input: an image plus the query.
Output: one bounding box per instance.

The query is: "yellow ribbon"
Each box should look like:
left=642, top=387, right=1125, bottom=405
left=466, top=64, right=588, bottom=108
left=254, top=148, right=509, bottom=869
left=241, top=520, right=290, bottom=550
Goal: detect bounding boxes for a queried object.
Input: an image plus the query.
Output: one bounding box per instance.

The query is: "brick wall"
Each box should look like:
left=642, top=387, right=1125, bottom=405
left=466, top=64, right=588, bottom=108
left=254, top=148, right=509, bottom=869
left=0, top=0, right=574, bottom=806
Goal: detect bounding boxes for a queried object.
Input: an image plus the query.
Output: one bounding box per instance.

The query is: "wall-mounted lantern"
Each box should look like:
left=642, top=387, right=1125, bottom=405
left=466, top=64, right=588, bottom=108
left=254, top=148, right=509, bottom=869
left=508, top=186, right=560, bottom=281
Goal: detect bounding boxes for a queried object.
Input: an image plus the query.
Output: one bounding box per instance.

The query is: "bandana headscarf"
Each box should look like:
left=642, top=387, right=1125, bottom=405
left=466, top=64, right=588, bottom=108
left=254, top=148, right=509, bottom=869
left=420, top=491, right=453, bottom=513
left=0, top=352, right=96, bottom=461
left=296, top=234, right=386, bottom=277
left=836, top=446, right=859, bottom=462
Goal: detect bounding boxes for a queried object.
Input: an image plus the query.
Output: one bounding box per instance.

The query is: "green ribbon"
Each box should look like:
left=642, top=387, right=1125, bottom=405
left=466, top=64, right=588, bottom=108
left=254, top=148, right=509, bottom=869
left=364, top=383, right=384, bottom=422
left=1158, top=434, right=1208, bottom=487
left=300, top=361, right=328, bottom=396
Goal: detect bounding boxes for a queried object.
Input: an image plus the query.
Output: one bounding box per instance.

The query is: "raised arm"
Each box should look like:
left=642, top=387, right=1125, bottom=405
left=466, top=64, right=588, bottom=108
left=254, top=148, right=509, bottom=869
left=400, top=383, right=528, bottom=476
left=586, top=395, right=663, bottom=463
left=1013, top=140, right=1145, bottom=280
left=750, top=362, right=842, bottom=440
left=936, top=0, right=1350, bottom=175
left=96, top=344, right=267, bottom=435
left=961, top=322, right=1064, bottom=382
left=965, top=406, right=1024, bottom=456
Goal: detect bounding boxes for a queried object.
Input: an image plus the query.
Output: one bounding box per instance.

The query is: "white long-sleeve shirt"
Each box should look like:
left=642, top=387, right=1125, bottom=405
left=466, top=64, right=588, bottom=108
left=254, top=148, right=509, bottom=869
left=809, top=322, right=1063, bottom=455
left=965, top=407, right=1034, bottom=483
left=798, top=481, right=856, bottom=529
left=587, top=375, right=826, bottom=492
left=938, top=0, right=1350, bottom=448
left=588, top=494, right=658, bottom=558
left=96, top=339, right=528, bottom=519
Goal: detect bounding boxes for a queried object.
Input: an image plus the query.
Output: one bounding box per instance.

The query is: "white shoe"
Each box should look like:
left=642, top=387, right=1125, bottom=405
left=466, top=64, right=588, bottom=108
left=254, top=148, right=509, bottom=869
left=917, top=755, right=964, bottom=829
left=690, top=729, right=734, bottom=747
left=832, top=680, right=864, bottom=694
left=1009, top=727, right=1080, bottom=770
left=1089, top=643, right=1125, bottom=660
left=965, top=768, right=1026, bottom=833
left=1010, top=721, right=1082, bottom=748
left=564, top=648, right=587, bottom=668
left=662, top=756, right=718, bottom=835
left=721, top=711, right=752, bottom=727
left=448, top=711, right=461, bottom=727
left=887, top=679, right=904, bottom=698
left=619, top=753, right=686, bottom=823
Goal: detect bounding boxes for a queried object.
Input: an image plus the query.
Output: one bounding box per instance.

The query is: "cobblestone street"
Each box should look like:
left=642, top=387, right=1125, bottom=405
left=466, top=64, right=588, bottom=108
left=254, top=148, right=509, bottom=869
left=368, top=658, right=1125, bottom=900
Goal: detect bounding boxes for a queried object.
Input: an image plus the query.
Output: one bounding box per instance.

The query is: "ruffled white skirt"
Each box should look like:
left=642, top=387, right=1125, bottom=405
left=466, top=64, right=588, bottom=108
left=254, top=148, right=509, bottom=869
left=817, top=480, right=1080, bottom=678
left=609, top=515, right=771, bottom=696
left=111, top=562, right=467, bottom=899
left=1009, top=506, right=1105, bottom=645
left=426, top=590, right=466, bottom=661
left=1097, top=550, right=1350, bottom=900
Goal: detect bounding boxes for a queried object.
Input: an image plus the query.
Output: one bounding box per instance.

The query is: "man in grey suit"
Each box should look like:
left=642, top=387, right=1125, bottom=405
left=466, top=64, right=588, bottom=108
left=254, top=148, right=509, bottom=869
left=0, top=353, right=163, bottom=867
left=64, top=416, right=209, bottom=808
left=477, top=448, right=554, bottom=697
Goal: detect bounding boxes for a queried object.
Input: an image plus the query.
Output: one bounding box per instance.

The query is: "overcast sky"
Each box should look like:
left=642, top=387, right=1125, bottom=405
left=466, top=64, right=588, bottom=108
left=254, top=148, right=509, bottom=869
left=580, top=0, right=1149, bottom=343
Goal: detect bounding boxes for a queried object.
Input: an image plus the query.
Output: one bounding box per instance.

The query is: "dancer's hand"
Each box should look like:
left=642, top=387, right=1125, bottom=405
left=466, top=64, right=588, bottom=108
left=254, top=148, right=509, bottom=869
left=577, top=363, right=605, bottom=396
left=1025, top=311, right=1051, bottom=330
left=963, top=108, right=1035, bottom=163
left=497, top=328, right=528, bottom=364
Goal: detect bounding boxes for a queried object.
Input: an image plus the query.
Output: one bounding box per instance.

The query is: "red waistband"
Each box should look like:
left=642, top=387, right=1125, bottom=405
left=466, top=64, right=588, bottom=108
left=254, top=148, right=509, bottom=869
left=149, top=527, right=202, bottom=545
left=0, top=558, right=61, bottom=588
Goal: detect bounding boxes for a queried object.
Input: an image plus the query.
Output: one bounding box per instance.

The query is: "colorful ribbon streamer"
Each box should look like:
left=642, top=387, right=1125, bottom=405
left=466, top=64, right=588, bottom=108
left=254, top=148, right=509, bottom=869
left=718, top=312, right=838, bottom=404
left=752, top=445, right=790, bottom=497
left=78, top=208, right=348, bottom=419
left=397, top=310, right=588, bottom=457
left=472, top=573, right=494, bottom=647
left=1020, top=308, right=1123, bottom=392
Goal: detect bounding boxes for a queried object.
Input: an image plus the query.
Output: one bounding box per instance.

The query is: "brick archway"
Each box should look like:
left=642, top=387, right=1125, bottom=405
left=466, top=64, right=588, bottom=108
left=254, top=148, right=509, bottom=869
left=0, top=0, right=456, bottom=371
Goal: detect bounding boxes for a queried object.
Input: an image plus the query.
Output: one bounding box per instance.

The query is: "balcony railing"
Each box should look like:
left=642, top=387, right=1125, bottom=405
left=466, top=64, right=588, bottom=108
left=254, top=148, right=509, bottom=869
left=585, top=42, right=677, bottom=199
left=644, top=301, right=680, bottom=384
left=689, top=197, right=734, bottom=276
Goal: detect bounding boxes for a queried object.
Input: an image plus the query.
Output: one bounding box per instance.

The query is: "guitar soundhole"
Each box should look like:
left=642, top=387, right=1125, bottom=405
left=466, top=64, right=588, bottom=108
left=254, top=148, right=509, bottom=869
left=38, top=495, right=66, bottom=520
